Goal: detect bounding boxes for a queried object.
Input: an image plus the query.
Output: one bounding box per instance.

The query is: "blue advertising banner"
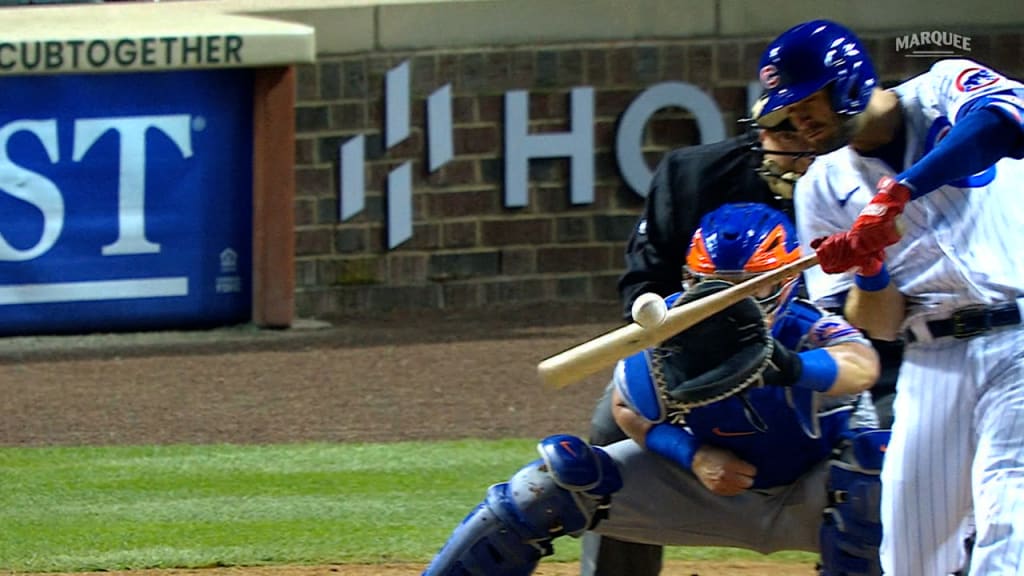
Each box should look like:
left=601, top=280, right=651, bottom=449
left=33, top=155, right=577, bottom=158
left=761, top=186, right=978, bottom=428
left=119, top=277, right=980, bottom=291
left=0, top=69, right=253, bottom=335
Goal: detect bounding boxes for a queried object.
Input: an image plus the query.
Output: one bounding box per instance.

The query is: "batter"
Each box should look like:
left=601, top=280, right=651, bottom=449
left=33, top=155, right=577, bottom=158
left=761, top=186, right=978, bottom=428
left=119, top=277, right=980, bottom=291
left=757, top=19, right=1024, bottom=576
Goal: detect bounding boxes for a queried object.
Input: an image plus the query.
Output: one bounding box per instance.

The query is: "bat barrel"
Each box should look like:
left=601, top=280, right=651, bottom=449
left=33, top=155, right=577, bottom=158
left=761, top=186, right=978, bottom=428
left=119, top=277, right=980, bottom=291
left=536, top=253, right=819, bottom=389
left=538, top=323, right=647, bottom=389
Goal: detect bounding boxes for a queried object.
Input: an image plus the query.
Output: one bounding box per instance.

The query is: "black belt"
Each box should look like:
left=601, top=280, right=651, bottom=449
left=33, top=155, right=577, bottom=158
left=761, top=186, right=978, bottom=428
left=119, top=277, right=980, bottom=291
left=906, top=303, right=1022, bottom=343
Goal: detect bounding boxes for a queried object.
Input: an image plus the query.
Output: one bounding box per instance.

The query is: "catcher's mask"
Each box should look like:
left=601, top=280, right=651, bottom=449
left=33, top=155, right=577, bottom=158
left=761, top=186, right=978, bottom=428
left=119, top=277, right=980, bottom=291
left=744, top=95, right=815, bottom=198
left=685, top=203, right=802, bottom=315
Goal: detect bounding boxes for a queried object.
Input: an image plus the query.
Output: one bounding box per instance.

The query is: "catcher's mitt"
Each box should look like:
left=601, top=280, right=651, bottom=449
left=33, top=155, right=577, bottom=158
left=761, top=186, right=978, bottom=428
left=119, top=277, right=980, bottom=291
left=650, top=279, right=774, bottom=411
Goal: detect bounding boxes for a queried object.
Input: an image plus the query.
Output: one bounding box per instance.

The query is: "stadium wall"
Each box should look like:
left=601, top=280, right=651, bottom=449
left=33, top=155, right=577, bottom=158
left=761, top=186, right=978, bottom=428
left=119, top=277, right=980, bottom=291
left=245, top=0, right=1024, bottom=318
left=4, top=0, right=1024, bottom=326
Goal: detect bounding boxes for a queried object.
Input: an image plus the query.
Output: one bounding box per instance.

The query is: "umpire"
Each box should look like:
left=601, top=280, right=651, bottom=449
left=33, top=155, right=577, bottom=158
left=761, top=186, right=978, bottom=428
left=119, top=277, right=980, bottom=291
left=579, top=102, right=903, bottom=576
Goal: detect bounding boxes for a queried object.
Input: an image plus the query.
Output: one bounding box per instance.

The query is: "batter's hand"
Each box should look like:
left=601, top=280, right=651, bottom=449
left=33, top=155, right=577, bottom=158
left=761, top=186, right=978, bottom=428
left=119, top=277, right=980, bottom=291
left=811, top=234, right=886, bottom=275
left=811, top=233, right=859, bottom=274
left=847, top=176, right=912, bottom=254
left=691, top=445, right=756, bottom=496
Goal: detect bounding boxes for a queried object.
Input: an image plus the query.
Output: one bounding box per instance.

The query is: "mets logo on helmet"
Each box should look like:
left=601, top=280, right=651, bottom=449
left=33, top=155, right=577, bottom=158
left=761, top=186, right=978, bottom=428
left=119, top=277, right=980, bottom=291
left=760, top=65, right=781, bottom=89
left=955, top=67, right=1001, bottom=92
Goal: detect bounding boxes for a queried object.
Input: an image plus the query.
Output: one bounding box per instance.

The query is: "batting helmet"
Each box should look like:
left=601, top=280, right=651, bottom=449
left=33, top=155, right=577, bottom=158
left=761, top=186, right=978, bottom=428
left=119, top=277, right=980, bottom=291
left=756, top=20, right=878, bottom=125
left=686, top=203, right=802, bottom=312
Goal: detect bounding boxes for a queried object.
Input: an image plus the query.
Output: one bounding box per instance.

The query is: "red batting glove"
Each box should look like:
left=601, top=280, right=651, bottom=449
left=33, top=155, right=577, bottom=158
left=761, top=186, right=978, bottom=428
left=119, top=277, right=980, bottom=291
left=811, top=233, right=861, bottom=274
left=846, top=176, right=912, bottom=254
left=811, top=234, right=887, bottom=276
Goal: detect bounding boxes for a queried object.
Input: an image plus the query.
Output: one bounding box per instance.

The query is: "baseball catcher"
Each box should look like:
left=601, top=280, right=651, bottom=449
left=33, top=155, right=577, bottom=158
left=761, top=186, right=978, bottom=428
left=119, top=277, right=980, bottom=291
left=421, top=203, right=886, bottom=576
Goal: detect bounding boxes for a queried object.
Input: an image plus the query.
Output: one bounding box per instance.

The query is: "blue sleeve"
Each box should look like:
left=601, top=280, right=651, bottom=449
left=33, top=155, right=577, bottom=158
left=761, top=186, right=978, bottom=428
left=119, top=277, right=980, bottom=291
left=645, top=422, right=701, bottom=470
left=898, top=91, right=1024, bottom=198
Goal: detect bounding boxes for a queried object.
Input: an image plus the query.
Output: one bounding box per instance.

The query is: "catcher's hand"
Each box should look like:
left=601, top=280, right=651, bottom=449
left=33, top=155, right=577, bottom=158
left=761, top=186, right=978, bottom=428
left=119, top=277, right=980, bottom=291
left=651, top=279, right=774, bottom=411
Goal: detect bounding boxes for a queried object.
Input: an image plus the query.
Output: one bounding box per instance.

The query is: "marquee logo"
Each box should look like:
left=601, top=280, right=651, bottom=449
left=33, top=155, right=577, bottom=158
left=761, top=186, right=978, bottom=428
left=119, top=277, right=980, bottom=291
left=895, top=30, right=971, bottom=58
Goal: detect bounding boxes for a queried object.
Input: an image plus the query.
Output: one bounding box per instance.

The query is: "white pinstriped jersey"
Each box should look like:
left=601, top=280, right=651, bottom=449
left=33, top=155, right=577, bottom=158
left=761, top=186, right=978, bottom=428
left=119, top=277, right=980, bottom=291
left=794, top=59, right=1024, bottom=323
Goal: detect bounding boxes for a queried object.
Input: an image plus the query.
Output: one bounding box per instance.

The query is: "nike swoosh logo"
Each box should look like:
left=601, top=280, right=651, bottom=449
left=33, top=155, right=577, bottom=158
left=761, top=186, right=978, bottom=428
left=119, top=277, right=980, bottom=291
left=712, top=427, right=758, bottom=437
left=837, top=186, right=859, bottom=207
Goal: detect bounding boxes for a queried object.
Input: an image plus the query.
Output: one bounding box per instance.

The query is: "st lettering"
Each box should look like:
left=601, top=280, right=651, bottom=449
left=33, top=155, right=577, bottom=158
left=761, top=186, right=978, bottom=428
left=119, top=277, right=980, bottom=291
left=0, top=114, right=193, bottom=261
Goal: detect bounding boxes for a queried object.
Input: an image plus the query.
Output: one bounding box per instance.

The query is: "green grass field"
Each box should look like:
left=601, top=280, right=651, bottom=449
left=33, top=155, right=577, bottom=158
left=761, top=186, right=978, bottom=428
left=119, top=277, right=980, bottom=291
left=0, top=440, right=813, bottom=572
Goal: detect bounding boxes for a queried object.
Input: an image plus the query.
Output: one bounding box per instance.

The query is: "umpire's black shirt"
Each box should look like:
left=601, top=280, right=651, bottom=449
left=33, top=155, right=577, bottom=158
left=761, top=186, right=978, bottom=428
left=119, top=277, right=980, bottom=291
left=617, top=133, right=792, bottom=314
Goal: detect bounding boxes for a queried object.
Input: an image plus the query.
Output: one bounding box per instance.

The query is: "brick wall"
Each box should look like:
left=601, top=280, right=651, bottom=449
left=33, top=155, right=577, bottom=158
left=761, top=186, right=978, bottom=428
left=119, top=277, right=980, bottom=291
left=291, top=30, right=1024, bottom=319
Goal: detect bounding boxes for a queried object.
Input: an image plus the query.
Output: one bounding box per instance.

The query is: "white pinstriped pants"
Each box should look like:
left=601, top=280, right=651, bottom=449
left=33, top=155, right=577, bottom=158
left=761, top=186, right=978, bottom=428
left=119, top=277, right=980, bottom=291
left=881, top=326, right=1024, bottom=575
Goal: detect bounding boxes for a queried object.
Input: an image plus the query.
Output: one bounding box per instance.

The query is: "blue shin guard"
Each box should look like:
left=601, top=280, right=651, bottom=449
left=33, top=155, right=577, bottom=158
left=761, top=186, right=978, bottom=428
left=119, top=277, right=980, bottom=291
left=422, top=434, right=622, bottom=576
left=819, top=428, right=889, bottom=576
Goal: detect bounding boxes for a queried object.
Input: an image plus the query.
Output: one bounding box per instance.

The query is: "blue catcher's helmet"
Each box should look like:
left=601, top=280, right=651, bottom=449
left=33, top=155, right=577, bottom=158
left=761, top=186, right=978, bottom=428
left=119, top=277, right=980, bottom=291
left=757, top=20, right=878, bottom=125
left=686, top=203, right=802, bottom=313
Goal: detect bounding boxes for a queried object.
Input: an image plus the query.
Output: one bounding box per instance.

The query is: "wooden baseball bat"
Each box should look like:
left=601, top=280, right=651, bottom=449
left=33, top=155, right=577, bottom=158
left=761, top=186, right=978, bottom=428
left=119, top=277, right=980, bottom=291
left=537, top=253, right=820, bottom=389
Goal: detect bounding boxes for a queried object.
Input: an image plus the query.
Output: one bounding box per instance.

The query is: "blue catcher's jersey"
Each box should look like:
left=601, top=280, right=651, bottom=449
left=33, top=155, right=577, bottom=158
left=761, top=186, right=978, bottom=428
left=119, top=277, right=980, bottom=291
left=616, top=296, right=871, bottom=489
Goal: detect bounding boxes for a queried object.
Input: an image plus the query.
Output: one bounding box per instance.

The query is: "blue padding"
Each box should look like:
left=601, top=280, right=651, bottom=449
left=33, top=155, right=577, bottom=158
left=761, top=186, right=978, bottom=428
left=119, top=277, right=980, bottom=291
left=820, top=465, right=883, bottom=576
left=618, top=351, right=665, bottom=422
left=820, top=509, right=881, bottom=576
left=771, top=298, right=822, bottom=349
left=421, top=482, right=547, bottom=576
left=537, top=434, right=602, bottom=491
left=423, top=439, right=623, bottom=576
left=819, top=431, right=887, bottom=576
left=850, top=428, right=890, bottom=472
left=589, top=446, right=625, bottom=496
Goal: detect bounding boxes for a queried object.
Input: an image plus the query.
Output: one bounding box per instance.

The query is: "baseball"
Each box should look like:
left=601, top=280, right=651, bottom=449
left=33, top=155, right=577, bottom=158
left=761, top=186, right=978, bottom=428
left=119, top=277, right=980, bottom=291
left=631, top=292, right=668, bottom=328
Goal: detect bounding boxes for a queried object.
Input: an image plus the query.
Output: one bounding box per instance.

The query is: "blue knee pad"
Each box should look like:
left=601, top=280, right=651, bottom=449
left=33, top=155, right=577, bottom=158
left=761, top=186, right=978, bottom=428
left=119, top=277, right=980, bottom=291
left=422, top=434, right=622, bottom=576
left=819, top=428, right=889, bottom=576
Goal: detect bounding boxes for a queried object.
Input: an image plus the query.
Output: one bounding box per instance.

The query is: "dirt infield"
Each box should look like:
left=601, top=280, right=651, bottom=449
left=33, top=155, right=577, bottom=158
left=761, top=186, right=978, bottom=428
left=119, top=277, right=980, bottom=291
left=1, top=302, right=817, bottom=575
